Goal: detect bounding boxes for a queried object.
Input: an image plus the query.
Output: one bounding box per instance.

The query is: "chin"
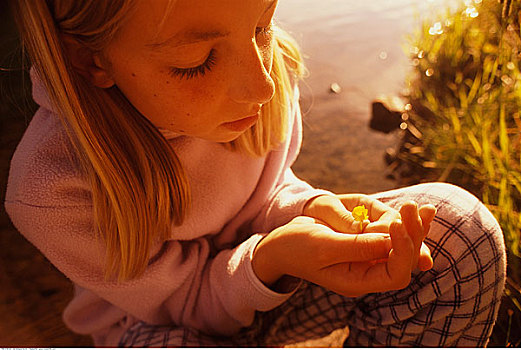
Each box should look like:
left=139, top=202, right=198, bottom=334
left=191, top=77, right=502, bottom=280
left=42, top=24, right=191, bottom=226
left=216, top=133, right=243, bottom=143
left=197, top=131, right=243, bottom=144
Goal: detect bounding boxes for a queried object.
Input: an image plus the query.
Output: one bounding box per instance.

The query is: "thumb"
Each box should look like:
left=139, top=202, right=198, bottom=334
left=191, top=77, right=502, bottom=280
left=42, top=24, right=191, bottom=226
left=323, top=199, right=366, bottom=233
left=325, top=232, right=392, bottom=264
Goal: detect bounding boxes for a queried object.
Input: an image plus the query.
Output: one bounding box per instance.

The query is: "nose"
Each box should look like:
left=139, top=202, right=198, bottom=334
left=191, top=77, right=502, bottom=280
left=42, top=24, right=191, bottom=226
left=228, top=39, right=276, bottom=105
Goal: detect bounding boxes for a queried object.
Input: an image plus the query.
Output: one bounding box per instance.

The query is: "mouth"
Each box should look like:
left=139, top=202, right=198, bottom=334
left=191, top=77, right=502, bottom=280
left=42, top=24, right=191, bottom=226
left=221, top=112, right=260, bottom=132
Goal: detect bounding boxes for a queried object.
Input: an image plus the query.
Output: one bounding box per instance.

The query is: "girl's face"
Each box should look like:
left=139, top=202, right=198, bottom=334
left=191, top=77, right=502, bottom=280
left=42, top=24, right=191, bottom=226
left=102, top=0, right=278, bottom=142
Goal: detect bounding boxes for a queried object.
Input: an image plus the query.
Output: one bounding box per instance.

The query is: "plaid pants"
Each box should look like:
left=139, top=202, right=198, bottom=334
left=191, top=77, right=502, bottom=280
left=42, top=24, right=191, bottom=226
left=119, top=183, right=507, bottom=347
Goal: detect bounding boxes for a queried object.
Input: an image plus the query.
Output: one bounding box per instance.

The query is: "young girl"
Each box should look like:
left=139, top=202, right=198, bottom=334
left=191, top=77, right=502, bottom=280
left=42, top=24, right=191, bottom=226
left=6, top=0, right=506, bottom=347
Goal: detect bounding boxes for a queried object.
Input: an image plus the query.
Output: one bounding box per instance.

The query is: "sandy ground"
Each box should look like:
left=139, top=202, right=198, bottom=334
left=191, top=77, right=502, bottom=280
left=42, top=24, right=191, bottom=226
left=0, top=2, right=408, bottom=347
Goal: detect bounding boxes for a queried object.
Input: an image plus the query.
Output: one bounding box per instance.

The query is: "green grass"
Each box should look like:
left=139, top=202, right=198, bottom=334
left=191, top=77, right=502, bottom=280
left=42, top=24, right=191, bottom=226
left=396, top=0, right=521, bottom=346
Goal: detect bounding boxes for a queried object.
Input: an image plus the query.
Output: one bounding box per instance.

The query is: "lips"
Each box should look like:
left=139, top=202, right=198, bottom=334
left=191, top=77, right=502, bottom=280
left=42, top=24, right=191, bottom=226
left=222, top=113, right=260, bottom=132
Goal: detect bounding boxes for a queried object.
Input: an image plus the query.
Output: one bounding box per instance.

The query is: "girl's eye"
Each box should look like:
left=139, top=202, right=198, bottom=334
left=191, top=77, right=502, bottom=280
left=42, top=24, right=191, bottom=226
left=168, top=24, right=273, bottom=81
left=168, top=49, right=217, bottom=80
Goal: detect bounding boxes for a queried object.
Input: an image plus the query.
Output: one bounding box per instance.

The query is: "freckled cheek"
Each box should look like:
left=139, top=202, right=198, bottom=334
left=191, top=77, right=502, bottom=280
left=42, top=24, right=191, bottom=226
left=183, top=82, right=221, bottom=111
left=147, top=74, right=224, bottom=128
left=147, top=86, right=204, bottom=126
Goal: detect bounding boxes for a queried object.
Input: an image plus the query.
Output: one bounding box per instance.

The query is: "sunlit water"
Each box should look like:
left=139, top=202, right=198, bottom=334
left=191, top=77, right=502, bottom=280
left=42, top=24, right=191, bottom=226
left=274, top=0, right=467, bottom=193
left=275, top=0, right=462, bottom=106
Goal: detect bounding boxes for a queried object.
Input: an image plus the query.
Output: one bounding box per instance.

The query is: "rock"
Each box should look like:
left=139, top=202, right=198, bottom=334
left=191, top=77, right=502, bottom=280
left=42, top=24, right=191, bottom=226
left=329, top=82, right=342, bottom=94
left=369, top=101, right=403, bottom=133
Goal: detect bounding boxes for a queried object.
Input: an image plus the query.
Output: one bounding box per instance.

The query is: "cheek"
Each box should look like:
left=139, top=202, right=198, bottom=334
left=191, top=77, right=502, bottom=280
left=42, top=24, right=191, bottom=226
left=175, top=82, right=221, bottom=120
left=111, top=56, right=226, bottom=130
left=184, top=82, right=214, bottom=106
left=154, top=77, right=224, bottom=127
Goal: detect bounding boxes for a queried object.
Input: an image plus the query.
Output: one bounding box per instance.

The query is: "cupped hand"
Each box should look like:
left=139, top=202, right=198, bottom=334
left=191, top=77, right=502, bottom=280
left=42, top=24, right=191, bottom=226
left=303, top=194, right=399, bottom=233
left=303, top=194, right=436, bottom=271
left=253, top=214, right=422, bottom=297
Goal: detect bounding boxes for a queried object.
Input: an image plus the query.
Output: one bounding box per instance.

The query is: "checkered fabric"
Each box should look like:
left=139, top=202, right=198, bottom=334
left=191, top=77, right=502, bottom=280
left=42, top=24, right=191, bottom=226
left=118, top=183, right=506, bottom=347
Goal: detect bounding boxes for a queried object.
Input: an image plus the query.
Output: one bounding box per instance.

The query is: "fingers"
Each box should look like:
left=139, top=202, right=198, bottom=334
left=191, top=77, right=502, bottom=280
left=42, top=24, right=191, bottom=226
left=346, top=233, right=392, bottom=261
left=287, top=216, right=393, bottom=263
left=295, top=197, right=435, bottom=276
left=417, top=243, right=433, bottom=271
left=384, top=219, right=414, bottom=288
left=418, top=205, right=436, bottom=271
left=289, top=216, right=317, bottom=225
left=320, top=220, right=417, bottom=297
left=306, top=196, right=364, bottom=233
left=296, top=218, right=432, bottom=297
left=337, top=194, right=390, bottom=223
left=400, top=201, right=424, bottom=269
left=345, top=220, right=414, bottom=293
left=306, top=194, right=401, bottom=235
left=325, top=232, right=392, bottom=264
left=419, top=204, right=437, bottom=239
left=364, top=221, right=392, bottom=233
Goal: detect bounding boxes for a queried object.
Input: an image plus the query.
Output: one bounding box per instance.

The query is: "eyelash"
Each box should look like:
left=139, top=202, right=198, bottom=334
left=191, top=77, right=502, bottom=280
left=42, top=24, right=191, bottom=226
left=169, top=49, right=217, bottom=80
left=168, top=24, right=274, bottom=80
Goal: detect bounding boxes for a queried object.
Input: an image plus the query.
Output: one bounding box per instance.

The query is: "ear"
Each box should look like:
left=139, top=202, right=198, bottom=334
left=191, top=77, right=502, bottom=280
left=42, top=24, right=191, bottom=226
left=61, top=34, right=115, bottom=88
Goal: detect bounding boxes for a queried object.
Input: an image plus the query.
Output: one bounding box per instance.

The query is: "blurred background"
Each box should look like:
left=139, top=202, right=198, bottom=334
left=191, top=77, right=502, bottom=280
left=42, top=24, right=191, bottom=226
left=1, top=0, right=519, bottom=347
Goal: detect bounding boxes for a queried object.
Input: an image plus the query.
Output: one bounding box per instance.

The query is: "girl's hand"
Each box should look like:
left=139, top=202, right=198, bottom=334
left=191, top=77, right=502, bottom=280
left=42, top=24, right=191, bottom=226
left=303, top=194, right=436, bottom=271
left=302, top=194, right=397, bottom=233
left=252, top=206, right=425, bottom=297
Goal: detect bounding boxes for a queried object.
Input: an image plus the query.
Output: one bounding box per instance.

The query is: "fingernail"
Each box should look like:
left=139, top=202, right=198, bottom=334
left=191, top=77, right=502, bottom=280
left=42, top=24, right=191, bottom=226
left=390, top=219, right=401, bottom=230
left=390, top=220, right=405, bottom=238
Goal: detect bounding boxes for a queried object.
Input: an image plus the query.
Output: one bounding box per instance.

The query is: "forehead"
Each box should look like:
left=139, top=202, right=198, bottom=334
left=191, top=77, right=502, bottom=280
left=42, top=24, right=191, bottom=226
left=120, top=0, right=273, bottom=48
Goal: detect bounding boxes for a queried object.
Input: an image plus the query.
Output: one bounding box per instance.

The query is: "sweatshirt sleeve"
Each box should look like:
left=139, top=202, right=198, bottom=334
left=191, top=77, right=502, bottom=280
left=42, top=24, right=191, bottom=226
left=5, top=192, right=295, bottom=336
left=4, top=82, right=332, bottom=337
left=3, top=108, right=304, bottom=338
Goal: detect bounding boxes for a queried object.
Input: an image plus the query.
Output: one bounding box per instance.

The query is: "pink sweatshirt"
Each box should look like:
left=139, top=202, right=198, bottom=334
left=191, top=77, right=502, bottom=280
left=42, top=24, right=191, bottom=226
left=4, top=73, right=332, bottom=346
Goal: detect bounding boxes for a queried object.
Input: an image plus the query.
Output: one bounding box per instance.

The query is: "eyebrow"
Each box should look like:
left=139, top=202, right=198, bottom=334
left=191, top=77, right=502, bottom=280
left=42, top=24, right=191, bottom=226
left=147, top=0, right=277, bottom=50
left=147, top=29, right=231, bottom=50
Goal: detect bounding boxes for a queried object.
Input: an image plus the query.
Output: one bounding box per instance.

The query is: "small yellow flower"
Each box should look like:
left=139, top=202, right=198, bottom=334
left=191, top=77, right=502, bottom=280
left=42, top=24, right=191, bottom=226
left=352, top=205, right=368, bottom=231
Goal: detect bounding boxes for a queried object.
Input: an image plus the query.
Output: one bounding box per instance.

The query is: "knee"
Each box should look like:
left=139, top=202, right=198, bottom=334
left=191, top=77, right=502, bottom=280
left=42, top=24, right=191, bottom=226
left=420, top=182, right=502, bottom=238
left=412, top=182, right=479, bottom=207
left=377, top=181, right=505, bottom=271
left=420, top=182, right=506, bottom=294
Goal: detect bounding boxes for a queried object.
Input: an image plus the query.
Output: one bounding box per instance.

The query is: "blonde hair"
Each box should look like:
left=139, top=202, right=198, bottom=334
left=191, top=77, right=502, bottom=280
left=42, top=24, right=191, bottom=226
left=12, top=0, right=305, bottom=281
